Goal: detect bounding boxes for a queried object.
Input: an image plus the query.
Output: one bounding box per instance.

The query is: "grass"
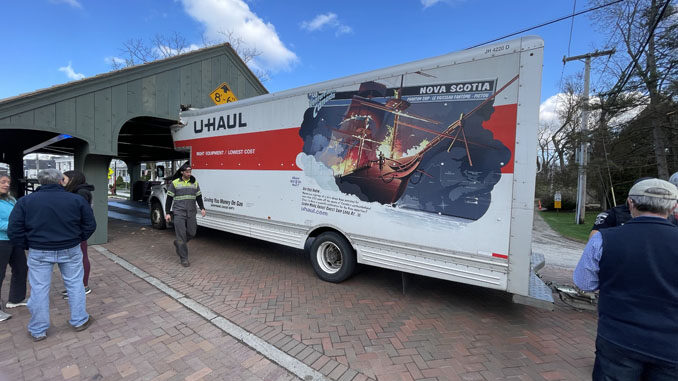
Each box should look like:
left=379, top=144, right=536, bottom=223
left=538, top=210, right=592, bottom=242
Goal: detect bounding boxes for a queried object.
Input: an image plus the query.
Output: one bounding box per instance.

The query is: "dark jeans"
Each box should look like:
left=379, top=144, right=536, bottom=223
left=593, top=336, right=678, bottom=381
left=173, top=213, right=196, bottom=261
left=0, top=240, right=28, bottom=303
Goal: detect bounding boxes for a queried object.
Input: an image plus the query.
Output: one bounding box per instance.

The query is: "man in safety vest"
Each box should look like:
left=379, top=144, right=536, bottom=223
left=165, top=164, right=206, bottom=267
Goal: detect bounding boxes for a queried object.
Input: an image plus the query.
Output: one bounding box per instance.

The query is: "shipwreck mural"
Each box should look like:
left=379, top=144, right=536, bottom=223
left=299, top=75, right=517, bottom=220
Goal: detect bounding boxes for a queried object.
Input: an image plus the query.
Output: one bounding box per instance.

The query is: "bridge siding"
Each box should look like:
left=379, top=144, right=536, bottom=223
left=1, top=44, right=266, bottom=158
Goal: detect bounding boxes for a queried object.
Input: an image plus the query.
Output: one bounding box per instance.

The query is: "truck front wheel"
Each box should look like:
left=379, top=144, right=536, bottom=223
left=150, top=201, right=167, bottom=230
left=310, top=232, right=356, bottom=283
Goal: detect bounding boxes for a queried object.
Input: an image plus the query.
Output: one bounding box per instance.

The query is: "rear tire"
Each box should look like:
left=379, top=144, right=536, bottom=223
left=309, top=232, right=356, bottom=283
left=150, top=201, right=167, bottom=230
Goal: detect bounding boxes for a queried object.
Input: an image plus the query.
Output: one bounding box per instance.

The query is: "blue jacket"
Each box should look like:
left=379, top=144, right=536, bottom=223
left=8, top=184, right=96, bottom=250
left=0, top=198, right=16, bottom=241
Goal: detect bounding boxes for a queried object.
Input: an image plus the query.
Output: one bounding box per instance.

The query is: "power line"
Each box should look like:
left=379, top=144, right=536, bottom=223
left=558, top=0, right=579, bottom=92
left=465, top=0, right=624, bottom=50
left=567, top=0, right=577, bottom=57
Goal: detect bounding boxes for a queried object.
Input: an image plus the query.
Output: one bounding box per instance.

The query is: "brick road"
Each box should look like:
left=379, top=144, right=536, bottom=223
left=0, top=236, right=297, bottom=381
left=1, top=215, right=599, bottom=380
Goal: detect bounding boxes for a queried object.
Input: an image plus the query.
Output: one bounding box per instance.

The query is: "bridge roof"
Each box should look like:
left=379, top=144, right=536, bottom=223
left=0, top=43, right=267, bottom=160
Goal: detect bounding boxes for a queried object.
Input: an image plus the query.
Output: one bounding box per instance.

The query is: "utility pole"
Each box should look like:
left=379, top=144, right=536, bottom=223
left=563, top=49, right=615, bottom=224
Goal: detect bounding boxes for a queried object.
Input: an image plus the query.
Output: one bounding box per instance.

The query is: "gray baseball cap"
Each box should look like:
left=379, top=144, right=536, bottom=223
left=629, top=178, right=678, bottom=200
left=669, top=172, right=678, bottom=186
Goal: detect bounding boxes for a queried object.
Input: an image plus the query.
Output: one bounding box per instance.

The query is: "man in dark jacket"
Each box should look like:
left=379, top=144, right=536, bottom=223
left=590, top=177, right=678, bottom=239
left=574, top=178, right=678, bottom=379
left=8, top=169, right=96, bottom=341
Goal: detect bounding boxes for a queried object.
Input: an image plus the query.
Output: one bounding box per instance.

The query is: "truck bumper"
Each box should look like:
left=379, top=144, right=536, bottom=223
left=512, top=252, right=554, bottom=310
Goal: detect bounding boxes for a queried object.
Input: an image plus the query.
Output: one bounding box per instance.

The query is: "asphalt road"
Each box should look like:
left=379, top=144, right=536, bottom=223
left=531, top=213, right=586, bottom=269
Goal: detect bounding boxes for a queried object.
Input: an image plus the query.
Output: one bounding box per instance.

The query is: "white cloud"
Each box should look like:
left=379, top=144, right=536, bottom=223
left=539, top=93, right=563, bottom=126
left=152, top=43, right=202, bottom=58
left=421, top=0, right=465, bottom=8
left=421, top=0, right=443, bottom=8
left=540, top=91, right=646, bottom=129
left=336, top=25, right=353, bottom=35
left=49, top=0, right=82, bottom=8
left=180, top=0, right=297, bottom=72
left=300, top=13, right=352, bottom=36
left=301, top=13, right=337, bottom=31
left=105, top=56, right=126, bottom=66
left=58, top=62, right=85, bottom=80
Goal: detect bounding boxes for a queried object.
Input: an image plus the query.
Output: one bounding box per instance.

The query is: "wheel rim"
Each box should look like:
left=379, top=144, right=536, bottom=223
left=152, top=207, right=162, bottom=225
left=316, top=241, right=343, bottom=274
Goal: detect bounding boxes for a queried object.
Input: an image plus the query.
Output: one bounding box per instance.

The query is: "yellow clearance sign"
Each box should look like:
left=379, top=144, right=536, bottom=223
left=209, top=82, right=238, bottom=105
left=554, top=191, right=562, bottom=209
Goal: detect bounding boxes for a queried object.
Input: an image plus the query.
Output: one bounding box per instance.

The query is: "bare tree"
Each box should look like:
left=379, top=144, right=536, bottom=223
left=590, top=0, right=677, bottom=178
left=111, top=30, right=268, bottom=82
left=543, top=81, right=585, bottom=171
left=208, top=30, right=269, bottom=82
left=111, top=32, right=192, bottom=70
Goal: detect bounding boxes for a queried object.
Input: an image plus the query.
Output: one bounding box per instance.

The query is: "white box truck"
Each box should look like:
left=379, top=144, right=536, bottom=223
left=150, top=36, right=553, bottom=307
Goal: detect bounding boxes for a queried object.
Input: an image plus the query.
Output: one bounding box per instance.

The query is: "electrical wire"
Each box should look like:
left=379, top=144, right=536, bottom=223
left=465, top=0, right=624, bottom=50
left=558, top=0, right=579, bottom=92
left=567, top=0, right=577, bottom=57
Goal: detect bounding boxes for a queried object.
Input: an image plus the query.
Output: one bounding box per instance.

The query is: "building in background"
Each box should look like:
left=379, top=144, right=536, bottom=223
left=54, top=156, right=74, bottom=173
left=23, top=155, right=56, bottom=179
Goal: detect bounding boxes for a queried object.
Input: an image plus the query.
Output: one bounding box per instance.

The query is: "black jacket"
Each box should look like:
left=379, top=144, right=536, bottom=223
left=8, top=184, right=96, bottom=250
left=73, top=183, right=95, bottom=205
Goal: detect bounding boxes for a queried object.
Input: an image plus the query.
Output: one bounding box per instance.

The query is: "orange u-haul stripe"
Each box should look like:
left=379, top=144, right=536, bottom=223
left=175, top=127, right=303, bottom=171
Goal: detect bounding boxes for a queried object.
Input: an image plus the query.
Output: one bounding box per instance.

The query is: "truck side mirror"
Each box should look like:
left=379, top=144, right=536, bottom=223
left=155, top=166, right=165, bottom=179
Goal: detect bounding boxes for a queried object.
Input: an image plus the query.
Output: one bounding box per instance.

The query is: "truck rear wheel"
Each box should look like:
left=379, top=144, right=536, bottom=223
left=150, top=201, right=167, bottom=230
left=310, top=232, right=356, bottom=283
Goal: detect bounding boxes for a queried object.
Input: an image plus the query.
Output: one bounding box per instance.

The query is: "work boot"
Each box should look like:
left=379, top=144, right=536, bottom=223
left=74, top=315, right=94, bottom=332
left=29, top=332, right=47, bottom=342
left=181, top=259, right=190, bottom=267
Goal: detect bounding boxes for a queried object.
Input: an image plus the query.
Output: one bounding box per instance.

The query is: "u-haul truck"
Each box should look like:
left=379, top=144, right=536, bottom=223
left=150, top=36, right=553, bottom=307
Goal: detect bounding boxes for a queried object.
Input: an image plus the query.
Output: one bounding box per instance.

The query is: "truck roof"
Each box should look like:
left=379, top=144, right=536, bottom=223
left=181, top=36, right=543, bottom=118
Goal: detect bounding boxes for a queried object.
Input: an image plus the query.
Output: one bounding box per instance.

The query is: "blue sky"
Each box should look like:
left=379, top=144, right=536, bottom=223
left=1, top=0, right=610, bottom=117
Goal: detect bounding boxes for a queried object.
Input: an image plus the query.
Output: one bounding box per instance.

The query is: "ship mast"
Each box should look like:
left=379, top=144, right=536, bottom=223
left=390, top=75, right=405, bottom=158
left=355, top=119, right=369, bottom=171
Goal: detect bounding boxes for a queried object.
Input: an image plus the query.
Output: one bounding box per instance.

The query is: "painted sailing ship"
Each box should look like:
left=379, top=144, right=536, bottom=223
left=330, top=75, right=518, bottom=204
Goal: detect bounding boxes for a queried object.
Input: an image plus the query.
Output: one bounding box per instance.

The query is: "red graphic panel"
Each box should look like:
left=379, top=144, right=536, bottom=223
left=482, top=104, right=517, bottom=174
left=174, top=127, right=303, bottom=171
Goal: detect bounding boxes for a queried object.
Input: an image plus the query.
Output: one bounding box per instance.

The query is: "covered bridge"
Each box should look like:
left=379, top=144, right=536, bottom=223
left=0, top=43, right=267, bottom=243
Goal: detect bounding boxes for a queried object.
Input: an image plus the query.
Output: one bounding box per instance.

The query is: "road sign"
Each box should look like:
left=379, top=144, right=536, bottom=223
left=209, top=82, right=238, bottom=105
left=554, top=191, right=562, bottom=209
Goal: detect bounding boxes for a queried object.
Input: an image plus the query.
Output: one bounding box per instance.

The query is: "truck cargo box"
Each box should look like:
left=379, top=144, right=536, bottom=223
left=150, top=36, right=552, bottom=307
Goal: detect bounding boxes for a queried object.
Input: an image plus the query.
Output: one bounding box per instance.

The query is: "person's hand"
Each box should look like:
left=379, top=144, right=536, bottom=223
left=200, top=209, right=206, bottom=217
left=165, top=214, right=171, bottom=222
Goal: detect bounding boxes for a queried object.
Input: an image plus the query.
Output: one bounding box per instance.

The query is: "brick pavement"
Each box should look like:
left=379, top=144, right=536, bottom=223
left=0, top=241, right=298, bottom=381
left=94, top=218, right=599, bottom=381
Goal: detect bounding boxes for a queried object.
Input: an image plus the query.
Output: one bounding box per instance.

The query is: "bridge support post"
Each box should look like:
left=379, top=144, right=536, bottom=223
left=124, top=160, right=142, bottom=201
left=4, top=150, right=25, bottom=198
left=75, top=144, right=111, bottom=245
